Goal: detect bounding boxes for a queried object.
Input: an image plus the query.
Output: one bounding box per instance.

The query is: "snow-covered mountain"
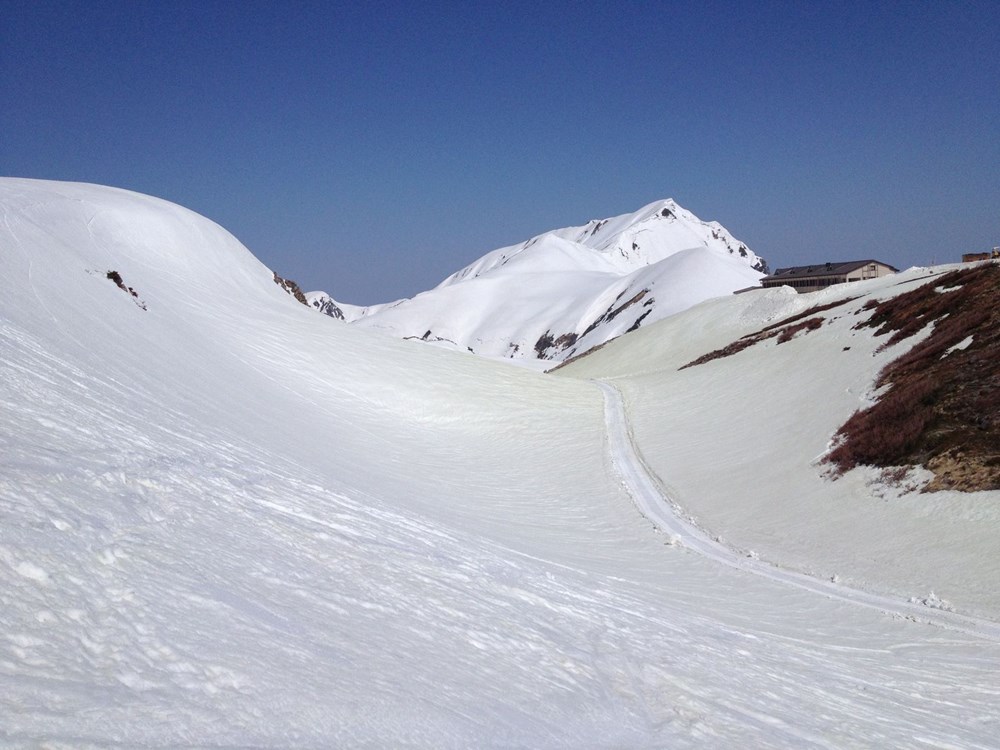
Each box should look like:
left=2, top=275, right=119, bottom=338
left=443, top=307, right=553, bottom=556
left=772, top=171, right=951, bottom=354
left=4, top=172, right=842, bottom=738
left=304, top=290, right=392, bottom=322
left=312, top=200, right=766, bottom=363
left=3, top=178, right=999, bottom=747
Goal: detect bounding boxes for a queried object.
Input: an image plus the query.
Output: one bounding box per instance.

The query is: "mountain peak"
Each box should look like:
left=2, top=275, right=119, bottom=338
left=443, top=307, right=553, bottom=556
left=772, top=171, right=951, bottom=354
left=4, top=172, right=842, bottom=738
left=325, top=199, right=767, bottom=364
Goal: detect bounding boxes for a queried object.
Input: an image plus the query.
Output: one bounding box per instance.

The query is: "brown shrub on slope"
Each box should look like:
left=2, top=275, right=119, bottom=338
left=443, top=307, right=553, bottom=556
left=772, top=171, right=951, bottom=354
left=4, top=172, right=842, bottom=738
left=679, top=296, right=858, bottom=370
left=827, top=263, right=1000, bottom=491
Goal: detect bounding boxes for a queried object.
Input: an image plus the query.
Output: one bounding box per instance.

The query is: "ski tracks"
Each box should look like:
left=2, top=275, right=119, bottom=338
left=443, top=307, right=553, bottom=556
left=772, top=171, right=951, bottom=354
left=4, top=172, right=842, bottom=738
left=595, top=380, right=1000, bottom=642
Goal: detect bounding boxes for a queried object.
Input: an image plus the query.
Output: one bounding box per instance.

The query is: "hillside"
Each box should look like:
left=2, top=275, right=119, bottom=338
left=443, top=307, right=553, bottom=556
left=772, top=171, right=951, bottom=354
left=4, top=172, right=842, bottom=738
left=2, top=179, right=998, bottom=747
left=827, top=262, right=1000, bottom=491
left=557, top=266, right=1000, bottom=619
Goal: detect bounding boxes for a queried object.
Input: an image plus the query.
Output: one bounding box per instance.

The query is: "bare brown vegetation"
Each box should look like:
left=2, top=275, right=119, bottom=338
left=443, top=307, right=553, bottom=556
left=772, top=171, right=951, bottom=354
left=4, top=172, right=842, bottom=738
left=758, top=297, right=860, bottom=335
left=678, top=295, right=858, bottom=371
left=827, top=264, right=1000, bottom=491
left=776, top=317, right=823, bottom=343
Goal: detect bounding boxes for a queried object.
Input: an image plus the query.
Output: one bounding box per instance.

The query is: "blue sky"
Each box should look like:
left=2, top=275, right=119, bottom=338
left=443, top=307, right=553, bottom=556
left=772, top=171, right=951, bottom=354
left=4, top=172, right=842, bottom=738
left=3, top=1, right=998, bottom=303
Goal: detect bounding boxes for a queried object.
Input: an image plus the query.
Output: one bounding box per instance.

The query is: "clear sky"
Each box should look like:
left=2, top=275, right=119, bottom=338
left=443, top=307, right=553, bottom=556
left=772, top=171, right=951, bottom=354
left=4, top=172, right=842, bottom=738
left=3, top=1, right=998, bottom=304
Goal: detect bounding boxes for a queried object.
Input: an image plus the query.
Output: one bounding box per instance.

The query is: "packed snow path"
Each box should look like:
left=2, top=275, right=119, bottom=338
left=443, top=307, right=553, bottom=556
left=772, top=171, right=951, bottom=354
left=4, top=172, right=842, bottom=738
left=596, top=380, right=1000, bottom=642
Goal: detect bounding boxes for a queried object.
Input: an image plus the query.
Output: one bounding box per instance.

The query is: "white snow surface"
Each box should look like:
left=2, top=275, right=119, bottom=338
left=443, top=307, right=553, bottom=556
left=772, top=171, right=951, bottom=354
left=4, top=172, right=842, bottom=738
left=320, top=199, right=765, bottom=363
left=2, top=178, right=999, bottom=747
left=596, top=380, right=1000, bottom=640
left=560, top=272, right=1000, bottom=621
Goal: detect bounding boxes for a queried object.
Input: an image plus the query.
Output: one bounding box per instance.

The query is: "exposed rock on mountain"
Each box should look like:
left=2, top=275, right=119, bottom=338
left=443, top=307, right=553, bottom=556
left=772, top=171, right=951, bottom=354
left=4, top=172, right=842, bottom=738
left=272, top=272, right=309, bottom=306
left=305, top=291, right=346, bottom=320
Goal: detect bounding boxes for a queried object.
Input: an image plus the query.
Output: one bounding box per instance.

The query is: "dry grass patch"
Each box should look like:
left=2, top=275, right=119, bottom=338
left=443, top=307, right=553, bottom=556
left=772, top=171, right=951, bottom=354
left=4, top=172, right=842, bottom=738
left=827, top=263, right=1000, bottom=491
left=679, top=296, right=858, bottom=370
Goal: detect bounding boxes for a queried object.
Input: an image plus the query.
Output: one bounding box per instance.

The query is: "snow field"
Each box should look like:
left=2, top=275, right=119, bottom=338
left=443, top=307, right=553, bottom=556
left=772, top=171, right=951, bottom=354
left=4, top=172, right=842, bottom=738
left=2, top=179, right=999, bottom=747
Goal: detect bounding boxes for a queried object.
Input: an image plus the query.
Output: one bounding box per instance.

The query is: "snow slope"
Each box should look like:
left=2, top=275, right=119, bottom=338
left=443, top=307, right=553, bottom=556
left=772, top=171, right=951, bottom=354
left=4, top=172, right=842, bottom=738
left=315, top=200, right=765, bottom=363
left=597, top=379, right=1000, bottom=640
left=559, top=271, right=1000, bottom=621
left=2, top=179, right=999, bottom=747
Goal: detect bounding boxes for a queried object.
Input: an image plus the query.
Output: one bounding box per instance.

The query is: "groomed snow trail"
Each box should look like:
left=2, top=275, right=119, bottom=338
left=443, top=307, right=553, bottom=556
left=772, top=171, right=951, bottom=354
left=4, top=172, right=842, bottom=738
left=596, top=380, right=1000, bottom=642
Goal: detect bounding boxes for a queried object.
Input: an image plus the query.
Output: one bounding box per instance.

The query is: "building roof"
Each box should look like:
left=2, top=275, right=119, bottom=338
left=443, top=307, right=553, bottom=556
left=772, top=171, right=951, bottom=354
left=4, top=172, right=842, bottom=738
left=763, top=259, right=897, bottom=281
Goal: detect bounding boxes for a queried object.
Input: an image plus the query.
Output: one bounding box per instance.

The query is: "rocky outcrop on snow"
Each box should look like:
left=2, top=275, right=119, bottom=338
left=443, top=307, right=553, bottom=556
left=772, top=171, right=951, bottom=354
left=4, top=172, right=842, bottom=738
left=272, top=272, right=309, bottom=307
left=305, top=291, right=347, bottom=320
left=304, top=291, right=389, bottom=324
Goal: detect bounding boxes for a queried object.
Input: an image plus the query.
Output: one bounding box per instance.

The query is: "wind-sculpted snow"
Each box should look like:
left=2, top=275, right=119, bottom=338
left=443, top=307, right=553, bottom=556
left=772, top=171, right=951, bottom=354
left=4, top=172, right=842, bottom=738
left=2, top=179, right=1000, bottom=747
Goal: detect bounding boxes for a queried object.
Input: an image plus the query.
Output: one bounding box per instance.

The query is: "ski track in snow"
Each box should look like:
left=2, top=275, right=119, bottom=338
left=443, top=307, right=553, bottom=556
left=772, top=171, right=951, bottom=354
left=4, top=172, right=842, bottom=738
left=596, top=380, right=1000, bottom=643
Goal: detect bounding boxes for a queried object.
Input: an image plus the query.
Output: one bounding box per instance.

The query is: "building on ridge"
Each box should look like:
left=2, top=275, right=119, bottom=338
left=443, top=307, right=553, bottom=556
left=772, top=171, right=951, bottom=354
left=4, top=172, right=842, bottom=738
left=962, top=248, right=1000, bottom=262
left=760, top=260, right=898, bottom=293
